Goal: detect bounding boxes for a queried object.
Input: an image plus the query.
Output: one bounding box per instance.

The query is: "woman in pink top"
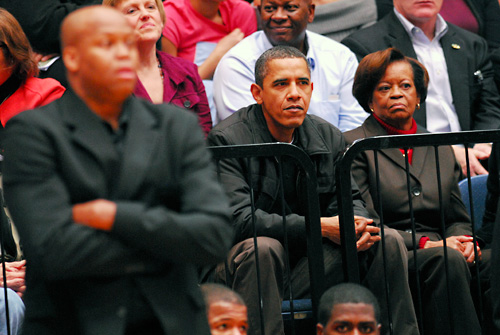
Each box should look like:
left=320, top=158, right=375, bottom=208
left=162, top=0, right=257, bottom=80
left=0, top=8, right=65, bottom=128
left=103, top=0, right=212, bottom=136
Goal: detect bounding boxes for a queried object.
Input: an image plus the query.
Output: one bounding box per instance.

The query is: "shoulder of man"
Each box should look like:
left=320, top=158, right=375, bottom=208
left=220, top=30, right=266, bottom=63
left=306, top=29, right=357, bottom=55
left=341, top=12, right=396, bottom=53
left=207, top=104, right=258, bottom=146
left=445, top=21, right=489, bottom=47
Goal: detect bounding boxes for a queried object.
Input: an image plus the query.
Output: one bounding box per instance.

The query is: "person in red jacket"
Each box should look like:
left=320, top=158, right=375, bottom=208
left=0, top=8, right=65, bottom=128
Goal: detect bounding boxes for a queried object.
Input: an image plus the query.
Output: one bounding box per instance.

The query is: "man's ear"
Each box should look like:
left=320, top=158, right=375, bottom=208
left=251, top=83, right=264, bottom=105
left=62, top=46, right=80, bottom=73
left=316, top=323, right=323, bottom=335
left=308, top=5, right=315, bottom=23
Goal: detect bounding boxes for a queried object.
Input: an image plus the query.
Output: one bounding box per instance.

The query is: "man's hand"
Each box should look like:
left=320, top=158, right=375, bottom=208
left=354, top=220, right=381, bottom=251
left=0, top=260, right=26, bottom=297
left=72, top=199, right=117, bottom=231
left=32, top=52, right=59, bottom=64
left=423, top=235, right=481, bottom=266
left=452, top=145, right=490, bottom=176
left=320, top=215, right=379, bottom=251
left=320, top=216, right=341, bottom=244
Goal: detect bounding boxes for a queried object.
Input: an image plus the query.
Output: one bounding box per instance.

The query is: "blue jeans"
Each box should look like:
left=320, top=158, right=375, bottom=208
left=0, top=288, right=24, bottom=335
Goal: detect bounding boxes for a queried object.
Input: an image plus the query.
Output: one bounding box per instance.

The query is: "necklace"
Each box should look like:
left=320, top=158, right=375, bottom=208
left=156, top=56, right=164, bottom=81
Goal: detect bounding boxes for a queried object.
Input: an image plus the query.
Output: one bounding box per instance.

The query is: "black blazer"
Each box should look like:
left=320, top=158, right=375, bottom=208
left=344, top=116, right=472, bottom=249
left=373, top=0, right=500, bottom=51
left=342, top=11, right=500, bottom=132
left=2, top=91, right=232, bottom=335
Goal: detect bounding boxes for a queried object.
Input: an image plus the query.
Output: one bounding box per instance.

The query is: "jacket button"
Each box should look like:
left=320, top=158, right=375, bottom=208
left=183, top=100, right=191, bottom=108
left=412, top=188, right=421, bottom=197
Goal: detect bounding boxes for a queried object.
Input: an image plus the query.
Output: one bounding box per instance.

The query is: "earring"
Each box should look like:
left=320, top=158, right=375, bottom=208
left=416, top=103, right=420, bottom=110
left=370, top=108, right=374, bottom=112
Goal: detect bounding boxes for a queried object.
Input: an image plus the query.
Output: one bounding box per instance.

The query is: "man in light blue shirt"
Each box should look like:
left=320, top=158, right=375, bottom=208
left=212, top=0, right=367, bottom=132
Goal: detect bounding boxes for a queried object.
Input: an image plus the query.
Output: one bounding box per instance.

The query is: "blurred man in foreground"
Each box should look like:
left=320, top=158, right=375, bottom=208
left=2, top=6, right=231, bottom=335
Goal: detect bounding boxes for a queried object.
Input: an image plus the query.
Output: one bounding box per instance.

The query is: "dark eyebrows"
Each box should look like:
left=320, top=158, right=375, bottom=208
left=332, top=320, right=377, bottom=326
left=271, top=77, right=310, bottom=85
left=272, top=78, right=288, bottom=85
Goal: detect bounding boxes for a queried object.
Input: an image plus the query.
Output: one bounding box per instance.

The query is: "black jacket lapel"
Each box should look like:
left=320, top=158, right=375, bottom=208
left=61, top=91, right=120, bottom=185
left=112, top=98, right=161, bottom=199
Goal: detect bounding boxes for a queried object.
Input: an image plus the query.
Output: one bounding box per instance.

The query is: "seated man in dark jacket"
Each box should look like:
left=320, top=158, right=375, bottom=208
left=207, top=46, right=419, bottom=335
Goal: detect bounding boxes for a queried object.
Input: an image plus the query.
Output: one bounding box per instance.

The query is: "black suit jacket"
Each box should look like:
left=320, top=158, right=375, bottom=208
left=342, top=11, right=500, bottom=132
left=2, top=91, right=232, bottom=335
left=344, top=116, right=472, bottom=249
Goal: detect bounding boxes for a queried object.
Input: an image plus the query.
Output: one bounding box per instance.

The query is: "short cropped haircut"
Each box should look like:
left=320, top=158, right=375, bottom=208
left=102, top=0, right=166, bottom=25
left=254, top=45, right=310, bottom=87
left=352, top=48, right=429, bottom=114
left=317, top=283, right=381, bottom=326
left=200, top=283, right=246, bottom=308
left=0, top=8, right=39, bottom=82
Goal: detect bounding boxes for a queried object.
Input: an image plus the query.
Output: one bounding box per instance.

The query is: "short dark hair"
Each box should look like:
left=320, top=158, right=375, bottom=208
left=0, top=8, right=39, bottom=83
left=317, top=283, right=381, bottom=326
left=254, top=45, right=310, bottom=87
left=352, top=48, right=429, bottom=114
left=200, top=283, right=246, bottom=308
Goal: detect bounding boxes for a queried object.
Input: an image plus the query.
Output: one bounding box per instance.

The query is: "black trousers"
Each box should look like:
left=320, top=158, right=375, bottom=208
left=408, top=247, right=481, bottom=335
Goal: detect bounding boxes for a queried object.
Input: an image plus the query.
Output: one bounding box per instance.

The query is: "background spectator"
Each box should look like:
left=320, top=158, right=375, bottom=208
left=103, top=0, right=212, bottom=136
left=316, top=283, right=381, bottom=335
left=201, top=283, right=248, bottom=335
left=212, top=0, right=367, bottom=129
left=0, top=8, right=65, bottom=132
left=372, top=0, right=500, bottom=95
left=0, top=0, right=100, bottom=87
left=375, top=0, right=500, bottom=51
left=162, top=0, right=257, bottom=122
left=342, top=0, right=500, bottom=177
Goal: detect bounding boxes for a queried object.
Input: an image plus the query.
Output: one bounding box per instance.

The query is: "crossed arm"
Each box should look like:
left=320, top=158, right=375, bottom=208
left=3, top=111, right=232, bottom=281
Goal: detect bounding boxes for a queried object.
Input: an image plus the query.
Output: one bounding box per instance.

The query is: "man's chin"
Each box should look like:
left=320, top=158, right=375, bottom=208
left=286, top=119, right=305, bottom=129
left=267, top=34, right=292, bottom=47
